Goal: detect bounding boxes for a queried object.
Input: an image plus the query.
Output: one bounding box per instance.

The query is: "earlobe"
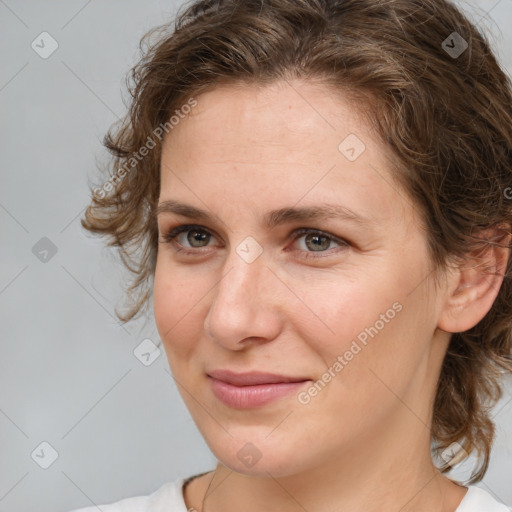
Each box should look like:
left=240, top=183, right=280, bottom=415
left=437, top=227, right=511, bottom=334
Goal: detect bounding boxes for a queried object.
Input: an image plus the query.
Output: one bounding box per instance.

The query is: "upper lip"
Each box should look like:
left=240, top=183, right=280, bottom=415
left=207, top=369, right=310, bottom=386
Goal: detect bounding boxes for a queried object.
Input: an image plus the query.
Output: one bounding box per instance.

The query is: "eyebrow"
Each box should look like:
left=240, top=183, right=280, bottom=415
left=156, top=199, right=375, bottom=230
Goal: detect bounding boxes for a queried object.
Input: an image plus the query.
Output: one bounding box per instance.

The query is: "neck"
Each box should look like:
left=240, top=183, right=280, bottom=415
left=200, top=413, right=466, bottom=512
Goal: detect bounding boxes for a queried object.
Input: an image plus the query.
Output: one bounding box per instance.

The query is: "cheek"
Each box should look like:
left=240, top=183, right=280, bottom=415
left=153, top=259, right=200, bottom=358
left=302, top=271, right=427, bottom=388
left=153, top=260, right=175, bottom=336
left=296, top=272, right=397, bottom=352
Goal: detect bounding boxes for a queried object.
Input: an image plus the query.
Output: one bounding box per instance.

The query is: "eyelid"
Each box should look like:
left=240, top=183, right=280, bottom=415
left=159, top=223, right=221, bottom=247
left=159, top=223, right=349, bottom=257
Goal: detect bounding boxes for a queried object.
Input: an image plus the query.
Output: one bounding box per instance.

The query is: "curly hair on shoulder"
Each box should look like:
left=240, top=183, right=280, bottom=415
left=81, top=0, right=512, bottom=483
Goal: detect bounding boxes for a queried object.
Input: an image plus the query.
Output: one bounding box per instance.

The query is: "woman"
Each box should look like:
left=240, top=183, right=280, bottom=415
left=71, top=0, right=512, bottom=510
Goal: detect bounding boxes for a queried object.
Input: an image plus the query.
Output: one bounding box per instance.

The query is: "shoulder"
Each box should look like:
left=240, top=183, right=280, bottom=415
left=66, top=475, right=194, bottom=512
left=456, top=486, right=511, bottom=512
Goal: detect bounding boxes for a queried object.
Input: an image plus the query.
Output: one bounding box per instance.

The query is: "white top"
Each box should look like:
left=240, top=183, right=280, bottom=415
left=68, top=474, right=511, bottom=512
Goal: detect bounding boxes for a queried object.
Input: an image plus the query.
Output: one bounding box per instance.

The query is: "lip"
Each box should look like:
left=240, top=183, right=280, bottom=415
left=207, top=369, right=309, bottom=386
left=207, top=370, right=311, bottom=409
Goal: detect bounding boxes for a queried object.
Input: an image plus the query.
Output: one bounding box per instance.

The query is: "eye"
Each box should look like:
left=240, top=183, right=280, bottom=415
left=287, top=227, right=349, bottom=259
left=159, top=224, right=216, bottom=254
left=158, top=224, right=349, bottom=259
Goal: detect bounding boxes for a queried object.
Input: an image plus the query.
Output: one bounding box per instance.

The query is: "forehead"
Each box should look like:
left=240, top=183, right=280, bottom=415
left=159, top=80, right=418, bottom=232
left=164, top=80, right=367, bottom=158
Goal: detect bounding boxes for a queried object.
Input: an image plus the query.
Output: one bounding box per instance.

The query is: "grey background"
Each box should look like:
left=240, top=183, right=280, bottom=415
left=0, top=1, right=511, bottom=511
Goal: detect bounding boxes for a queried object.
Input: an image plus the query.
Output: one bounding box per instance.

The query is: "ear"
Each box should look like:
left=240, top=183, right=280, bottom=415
left=437, top=225, right=511, bottom=334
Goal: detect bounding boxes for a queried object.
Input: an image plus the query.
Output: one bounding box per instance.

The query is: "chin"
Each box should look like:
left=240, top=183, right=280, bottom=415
left=205, top=432, right=309, bottom=478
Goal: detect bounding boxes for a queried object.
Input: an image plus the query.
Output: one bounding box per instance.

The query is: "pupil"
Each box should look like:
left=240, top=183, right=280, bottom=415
left=189, top=230, right=208, bottom=247
left=308, top=234, right=328, bottom=251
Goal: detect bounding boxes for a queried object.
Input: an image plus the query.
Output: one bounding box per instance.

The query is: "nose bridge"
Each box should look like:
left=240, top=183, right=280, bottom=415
left=213, top=239, right=267, bottom=315
left=204, top=236, right=281, bottom=345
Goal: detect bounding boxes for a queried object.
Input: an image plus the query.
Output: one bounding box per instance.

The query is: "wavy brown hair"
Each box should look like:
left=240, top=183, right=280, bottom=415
left=81, top=0, right=512, bottom=483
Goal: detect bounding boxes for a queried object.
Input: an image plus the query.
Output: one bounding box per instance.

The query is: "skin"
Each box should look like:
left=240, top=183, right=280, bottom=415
left=152, top=79, right=509, bottom=512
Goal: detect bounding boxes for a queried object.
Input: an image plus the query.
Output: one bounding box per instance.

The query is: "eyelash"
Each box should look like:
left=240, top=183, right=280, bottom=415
left=159, top=224, right=349, bottom=260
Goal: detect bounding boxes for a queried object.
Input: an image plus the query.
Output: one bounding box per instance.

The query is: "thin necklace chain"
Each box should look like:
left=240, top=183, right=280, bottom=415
left=200, top=468, right=217, bottom=512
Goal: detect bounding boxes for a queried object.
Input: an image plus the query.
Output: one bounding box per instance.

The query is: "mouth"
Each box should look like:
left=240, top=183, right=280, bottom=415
left=207, top=369, right=311, bottom=409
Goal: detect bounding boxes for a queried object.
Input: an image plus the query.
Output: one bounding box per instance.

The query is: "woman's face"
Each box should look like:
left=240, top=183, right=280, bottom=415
left=153, top=80, right=449, bottom=477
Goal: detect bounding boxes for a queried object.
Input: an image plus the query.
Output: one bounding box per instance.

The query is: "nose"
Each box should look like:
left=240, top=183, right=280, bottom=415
left=203, top=244, right=284, bottom=350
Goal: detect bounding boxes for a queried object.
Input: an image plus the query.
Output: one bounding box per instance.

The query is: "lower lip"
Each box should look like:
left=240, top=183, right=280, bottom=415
left=209, top=377, right=310, bottom=409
